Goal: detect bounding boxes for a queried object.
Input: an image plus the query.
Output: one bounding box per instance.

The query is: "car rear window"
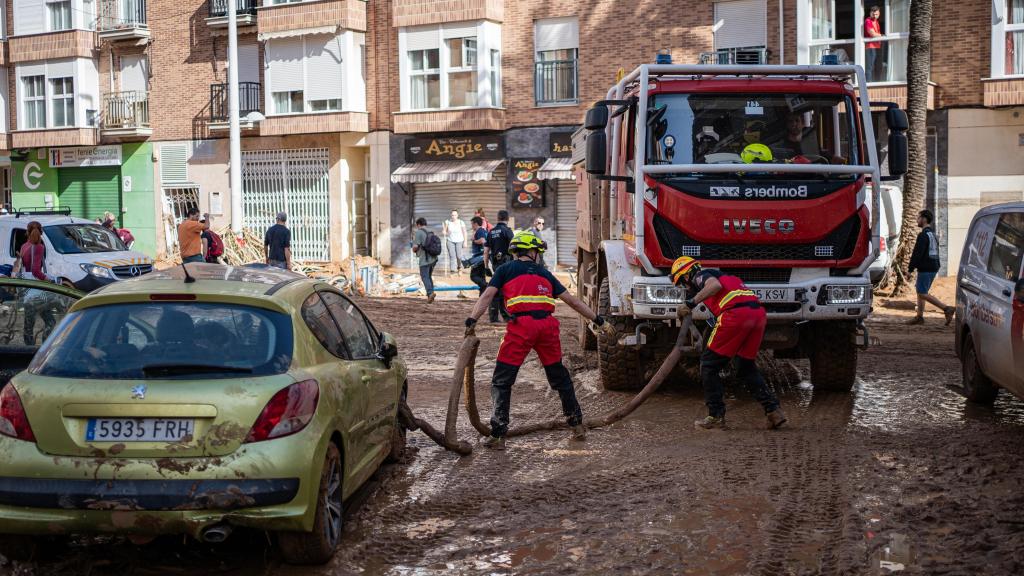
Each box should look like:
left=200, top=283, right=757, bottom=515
left=29, top=302, right=293, bottom=379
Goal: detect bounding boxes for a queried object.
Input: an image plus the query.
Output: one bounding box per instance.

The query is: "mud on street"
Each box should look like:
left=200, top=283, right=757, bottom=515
left=3, top=279, right=1024, bottom=575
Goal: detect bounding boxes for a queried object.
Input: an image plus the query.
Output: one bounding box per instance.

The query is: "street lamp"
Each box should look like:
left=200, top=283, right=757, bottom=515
left=227, top=0, right=243, bottom=236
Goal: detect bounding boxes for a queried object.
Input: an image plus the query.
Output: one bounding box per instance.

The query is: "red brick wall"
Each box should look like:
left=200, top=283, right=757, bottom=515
left=931, top=0, right=989, bottom=108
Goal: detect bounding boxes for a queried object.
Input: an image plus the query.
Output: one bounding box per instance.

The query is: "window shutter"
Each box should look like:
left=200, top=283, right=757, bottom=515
left=266, top=38, right=305, bottom=92
left=14, top=0, right=45, bottom=36
left=535, top=17, right=579, bottom=53
left=46, top=60, right=74, bottom=78
left=0, top=68, right=8, bottom=134
left=443, top=22, right=477, bottom=39
left=120, top=55, right=148, bottom=93
left=160, top=144, right=189, bottom=184
left=238, top=43, right=260, bottom=85
left=305, top=34, right=344, bottom=101
left=405, top=26, right=439, bottom=51
left=713, top=0, right=767, bottom=49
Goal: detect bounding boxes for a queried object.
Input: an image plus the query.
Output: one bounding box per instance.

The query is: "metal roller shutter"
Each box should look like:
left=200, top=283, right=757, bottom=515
left=58, top=167, right=122, bottom=225
left=555, top=179, right=577, bottom=268
left=713, top=0, right=767, bottom=49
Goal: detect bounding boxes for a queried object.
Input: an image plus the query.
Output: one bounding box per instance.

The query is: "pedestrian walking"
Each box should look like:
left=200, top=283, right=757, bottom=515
left=672, top=256, right=787, bottom=431
left=468, top=216, right=489, bottom=293
left=528, top=217, right=548, bottom=269
left=413, top=217, right=440, bottom=303
left=483, top=210, right=515, bottom=322
left=475, top=208, right=493, bottom=232
left=465, top=230, right=611, bottom=450
left=442, top=210, right=469, bottom=274
left=264, top=212, right=292, bottom=271
left=178, top=208, right=210, bottom=264
left=201, top=215, right=225, bottom=264
left=907, top=209, right=954, bottom=326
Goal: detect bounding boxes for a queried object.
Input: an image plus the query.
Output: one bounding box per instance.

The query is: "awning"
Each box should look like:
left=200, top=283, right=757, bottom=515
left=391, top=159, right=505, bottom=184
left=258, top=26, right=338, bottom=41
left=537, top=157, right=574, bottom=180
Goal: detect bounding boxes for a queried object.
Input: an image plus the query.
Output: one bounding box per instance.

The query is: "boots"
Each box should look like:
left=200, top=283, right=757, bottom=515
left=570, top=424, right=587, bottom=441
left=766, top=409, right=788, bottom=430
left=694, top=415, right=726, bottom=430
left=482, top=435, right=506, bottom=450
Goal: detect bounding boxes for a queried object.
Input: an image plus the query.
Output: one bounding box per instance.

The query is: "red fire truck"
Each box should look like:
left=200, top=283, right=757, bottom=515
left=573, top=58, right=908, bottom=392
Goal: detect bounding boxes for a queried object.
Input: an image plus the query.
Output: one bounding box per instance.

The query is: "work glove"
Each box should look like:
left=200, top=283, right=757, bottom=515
left=590, top=315, right=615, bottom=338
left=464, top=317, right=477, bottom=336
left=677, top=299, right=696, bottom=319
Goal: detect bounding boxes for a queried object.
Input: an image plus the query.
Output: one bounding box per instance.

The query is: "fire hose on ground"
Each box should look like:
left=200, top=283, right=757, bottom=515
left=398, top=317, right=704, bottom=456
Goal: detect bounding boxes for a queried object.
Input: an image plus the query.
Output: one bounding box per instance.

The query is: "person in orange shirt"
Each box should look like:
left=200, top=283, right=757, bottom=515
left=178, top=207, right=210, bottom=264
left=864, top=6, right=883, bottom=82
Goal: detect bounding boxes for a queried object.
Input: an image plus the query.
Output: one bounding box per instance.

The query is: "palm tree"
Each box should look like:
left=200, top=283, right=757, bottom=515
left=886, top=0, right=932, bottom=294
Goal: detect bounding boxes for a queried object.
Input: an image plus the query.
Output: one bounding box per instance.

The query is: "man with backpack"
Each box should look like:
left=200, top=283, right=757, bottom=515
left=483, top=210, right=515, bottom=322
left=201, top=214, right=224, bottom=264
left=413, top=217, right=441, bottom=303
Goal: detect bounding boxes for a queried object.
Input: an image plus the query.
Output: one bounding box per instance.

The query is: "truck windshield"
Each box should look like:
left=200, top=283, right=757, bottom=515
left=44, top=224, right=127, bottom=254
left=645, top=93, right=860, bottom=179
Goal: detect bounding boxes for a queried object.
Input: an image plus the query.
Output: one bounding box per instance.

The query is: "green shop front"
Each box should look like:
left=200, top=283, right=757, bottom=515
left=11, top=143, right=157, bottom=258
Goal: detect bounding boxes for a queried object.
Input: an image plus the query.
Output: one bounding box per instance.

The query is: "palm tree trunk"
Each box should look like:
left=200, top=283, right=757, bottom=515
left=886, top=0, right=932, bottom=295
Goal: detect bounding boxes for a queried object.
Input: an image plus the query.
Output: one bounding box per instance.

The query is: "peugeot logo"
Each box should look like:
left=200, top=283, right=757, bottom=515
left=129, top=266, right=142, bottom=277
left=131, top=385, right=147, bottom=400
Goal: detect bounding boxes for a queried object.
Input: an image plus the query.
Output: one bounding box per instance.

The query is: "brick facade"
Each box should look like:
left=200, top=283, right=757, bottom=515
left=8, top=30, right=98, bottom=63
left=391, top=0, right=503, bottom=27
left=258, top=0, right=367, bottom=35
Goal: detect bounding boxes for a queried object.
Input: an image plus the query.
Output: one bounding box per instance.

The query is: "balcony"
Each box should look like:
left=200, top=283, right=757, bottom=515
left=259, top=0, right=366, bottom=36
left=392, top=108, right=505, bottom=134
left=101, top=91, right=151, bottom=139
left=209, top=82, right=262, bottom=130
left=206, top=0, right=257, bottom=29
left=12, top=128, right=98, bottom=149
left=392, top=0, right=502, bottom=27
left=97, top=0, right=150, bottom=42
left=535, top=60, right=578, bottom=106
left=699, top=47, right=768, bottom=65
left=983, top=78, right=1024, bottom=107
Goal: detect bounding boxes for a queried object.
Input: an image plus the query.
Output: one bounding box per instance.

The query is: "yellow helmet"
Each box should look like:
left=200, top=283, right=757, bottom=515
left=670, top=256, right=701, bottom=285
left=741, top=143, right=773, bottom=164
left=509, top=230, right=546, bottom=254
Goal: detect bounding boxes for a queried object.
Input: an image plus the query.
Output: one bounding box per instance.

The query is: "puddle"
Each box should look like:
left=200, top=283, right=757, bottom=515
left=849, top=376, right=1024, bottom=430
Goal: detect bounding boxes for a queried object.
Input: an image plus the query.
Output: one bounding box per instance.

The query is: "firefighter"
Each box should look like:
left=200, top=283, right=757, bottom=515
left=672, top=256, right=788, bottom=430
left=465, top=230, right=611, bottom=450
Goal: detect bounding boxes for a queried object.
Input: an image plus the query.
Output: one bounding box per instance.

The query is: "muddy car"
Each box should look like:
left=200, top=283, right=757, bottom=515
left=0, top=264, right=407, bottom=565
left=0, top=277, right=83, bottom=385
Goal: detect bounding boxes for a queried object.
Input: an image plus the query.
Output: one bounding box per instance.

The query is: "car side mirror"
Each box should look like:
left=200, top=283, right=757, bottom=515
left=378, top=332, right=398, bottom=367
left=586, top=131, right=608, bottom=175
left=584, top=105, right=608, bottom=130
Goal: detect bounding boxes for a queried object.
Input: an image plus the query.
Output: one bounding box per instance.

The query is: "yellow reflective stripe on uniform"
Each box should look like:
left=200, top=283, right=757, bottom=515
left=506, top=295, right=558, bottom=307
left=719, top=289, right=755, bottom=308
left=706, top=322, right=721, bottom=348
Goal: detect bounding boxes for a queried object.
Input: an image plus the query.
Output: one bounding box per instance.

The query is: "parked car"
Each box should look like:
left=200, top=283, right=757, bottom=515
left=0, top=264, right=407, bottom=565
left=955, top=202, right=1024, bottom=403
left=0, top=209, right=154, bottom=292
left=0, top=277, right=82, bottom=386
left=868, top=185, right=903, bottom=284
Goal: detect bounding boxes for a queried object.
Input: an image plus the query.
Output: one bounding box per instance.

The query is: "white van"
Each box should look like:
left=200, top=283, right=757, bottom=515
left=0, top=210, right=153, bottom=291
left=955, top=202, right=1024, bottom=403
left=868, top=185, right=903, bottom=284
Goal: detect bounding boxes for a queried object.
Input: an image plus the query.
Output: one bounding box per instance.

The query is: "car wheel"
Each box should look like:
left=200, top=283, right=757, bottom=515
left=962, top=335, right=998, bottom=404
left=386, top=385, right=408, bottom=463
left=277, top=443, right=343, bottom=565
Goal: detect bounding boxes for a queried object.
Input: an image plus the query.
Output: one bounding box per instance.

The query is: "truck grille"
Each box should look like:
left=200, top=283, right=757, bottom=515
left=719, top=268, right=792, bottom=284
left=111, top=264, right=154, bottom=279
left=653, top=214, right=861, bottom=263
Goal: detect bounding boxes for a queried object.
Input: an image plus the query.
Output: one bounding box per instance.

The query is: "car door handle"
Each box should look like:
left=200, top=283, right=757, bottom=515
left=960, top=280, right=980, bottom=294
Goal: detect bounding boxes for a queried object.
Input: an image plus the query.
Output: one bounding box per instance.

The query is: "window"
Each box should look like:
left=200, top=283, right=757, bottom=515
left=301, top=293, right=347, bottom=358
left=22, top=76, right=46, bottom=129
left=265, top=33, right=353, bottom=116
left=48, top=0, right=72, bottom=31
left=0, top=285, right=77, bottom=351
left=534, top=17, right=579, bottom=105
left=1001, top=0, right=1024, bottom=76
left=802, top=0, right=908, bottom=83
left=446, top=37, right=477, bottom=107
left=490, top=49, right=501, bottom=107
left=320, top=291, right=377, bottom=359
left=50, top=77, right=75, bottom=127
left=409, top=48, right=440, bottom=109
left=273, top=90, right=303, bottom=114
left=987, top=212, right=1024, bottom=281
left=308, top=99, right=342, bottom=112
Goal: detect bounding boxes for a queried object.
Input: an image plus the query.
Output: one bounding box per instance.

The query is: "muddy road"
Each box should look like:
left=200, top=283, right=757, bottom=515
left=4, top=281, right=1024, bottom=575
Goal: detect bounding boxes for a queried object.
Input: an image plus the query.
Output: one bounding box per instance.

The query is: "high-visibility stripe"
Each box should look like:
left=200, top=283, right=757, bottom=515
left=720, top=289, right=755, bottom=308
left=707, top=322, right=721, bottom=348
left=507, top=295, right=557, bottom=307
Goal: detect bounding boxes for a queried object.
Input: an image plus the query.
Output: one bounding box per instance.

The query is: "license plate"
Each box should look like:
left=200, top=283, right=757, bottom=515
left=751, top=288, right=793, bottom=302
left=86, top=418, right=195, bottom=442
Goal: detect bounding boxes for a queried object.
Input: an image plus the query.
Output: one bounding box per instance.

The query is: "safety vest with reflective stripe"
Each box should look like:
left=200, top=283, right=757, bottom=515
left=701, top=273, right=759, bottom=316
left=501, top=271, right=558, bottom=314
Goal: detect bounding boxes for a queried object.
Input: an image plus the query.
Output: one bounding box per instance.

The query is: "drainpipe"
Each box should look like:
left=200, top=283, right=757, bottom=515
left=228, top=0, right=243, bottom=236
left=778, top=0, right=785, bottom=64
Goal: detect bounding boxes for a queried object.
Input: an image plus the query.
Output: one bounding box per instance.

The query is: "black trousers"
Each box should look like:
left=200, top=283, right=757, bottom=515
left=489, top=360, right=583, bottom=437
left=470, top=263, right=488, bottom=293
left=487, top=257, right=511, bottom=321
left=700, top=349, right=780, bottom=418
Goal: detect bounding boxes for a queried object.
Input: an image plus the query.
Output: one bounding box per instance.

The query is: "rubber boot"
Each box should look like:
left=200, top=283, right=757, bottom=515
left=766, top=409, right=788, bottom=429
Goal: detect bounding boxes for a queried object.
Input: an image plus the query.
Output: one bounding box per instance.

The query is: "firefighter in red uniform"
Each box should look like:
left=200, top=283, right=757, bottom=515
left=465, top=231, right=610, bottom=450
left=672, top=256, right=788, bottom=430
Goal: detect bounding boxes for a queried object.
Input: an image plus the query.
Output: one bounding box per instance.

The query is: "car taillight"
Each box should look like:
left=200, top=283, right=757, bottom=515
left=244, top=380, right=319, bottom=443
left=879, top=237, right=887, bottom=252
left=0, top=384, right=36, bottom=442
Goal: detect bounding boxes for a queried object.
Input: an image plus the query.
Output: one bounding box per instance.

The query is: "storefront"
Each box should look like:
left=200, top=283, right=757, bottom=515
left=537, top=132, right=577, bottom=268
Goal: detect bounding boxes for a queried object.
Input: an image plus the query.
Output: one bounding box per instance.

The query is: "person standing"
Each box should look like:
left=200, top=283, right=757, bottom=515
left=442, top=210, right=468, bottom=275
left=475, top=208, right=493, bottom=232
left=413, top=217, right=439, bottom=303
left=483, top=210, right=515, bottom=322
left=469, top=216, right=489, bottom=293
left=201, top=215, right=224, bottom=264
left=465, top=230, right=611, bottom=450
left=672, top=256, right=787, bottom=431
left=528, top=217, right=548, bottom=269
left=907, top=209, right=954, bottom=326
left=178, top=208, right=210, bottom=264
left=12, top=221, right=58, bottom=344
left=264, top=212, right=292, bottom=271
left=864, top=6, right=883, bottom=82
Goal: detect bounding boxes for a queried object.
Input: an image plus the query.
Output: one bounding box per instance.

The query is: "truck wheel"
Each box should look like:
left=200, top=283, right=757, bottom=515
left=597, top=278, right=643, bottom=391
left=277, top=443, right=343, bottom=565
left=809, top=322, right=857, bottom=392
left=962, top=335, right=997, bottom=404
left=577, top=267, right=597, bottom=351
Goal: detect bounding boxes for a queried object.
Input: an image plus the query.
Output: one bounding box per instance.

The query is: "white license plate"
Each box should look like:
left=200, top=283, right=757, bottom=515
left=86, top=418, right=195, bottom=442
left=751, top=288, right=793, bottom=302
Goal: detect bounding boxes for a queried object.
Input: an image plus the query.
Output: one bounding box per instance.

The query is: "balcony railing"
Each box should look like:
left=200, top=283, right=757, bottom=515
left=535, top=59, right=578, bottom=106
left=699, top=47, right=768, bottom=65
left=97, top=0, right=147, bottom=30
left=208, top=0, right=258, bottom=18
left=103, top=91, right=150, bottom=129
left=210, top=82, right=262, bottom=122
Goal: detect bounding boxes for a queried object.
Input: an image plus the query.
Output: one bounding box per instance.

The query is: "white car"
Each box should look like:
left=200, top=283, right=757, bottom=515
left=868, top=185, right=903, bottom=284
left=0, top=210, right=153, bottom=291
left=955, top=202, right=1024, bottom=403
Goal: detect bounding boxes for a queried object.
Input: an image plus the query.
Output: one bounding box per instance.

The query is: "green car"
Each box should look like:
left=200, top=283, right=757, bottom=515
left=0, top=264, right=407, bottom=565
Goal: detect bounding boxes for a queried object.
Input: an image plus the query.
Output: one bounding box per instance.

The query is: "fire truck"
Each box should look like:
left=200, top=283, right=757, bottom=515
left=572, top=57, right=908, bottom=392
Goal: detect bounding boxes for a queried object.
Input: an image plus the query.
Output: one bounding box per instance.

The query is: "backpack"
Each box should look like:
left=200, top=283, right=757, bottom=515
left=206, top=230, right=225, bottom=258
left=117, top=227, right=135, bottom=246
left=422, top=231, right=442, bottom=257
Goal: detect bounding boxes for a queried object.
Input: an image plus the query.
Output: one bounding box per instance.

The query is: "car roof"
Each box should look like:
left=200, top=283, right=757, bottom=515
left=83, top=263, right=311, bottom=305
left=975, top=201, right=1024, bottom=219
left=0, top=214, right=97, bottom=226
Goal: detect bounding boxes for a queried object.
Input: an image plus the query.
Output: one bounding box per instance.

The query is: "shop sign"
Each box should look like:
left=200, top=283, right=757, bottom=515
left=405, top=135, right=504, bottom=163
left=509, top=158, right=545, bottom=208
left=550, top=133, right=574, bottom=157
left=49, top=145, right=123, bottom=168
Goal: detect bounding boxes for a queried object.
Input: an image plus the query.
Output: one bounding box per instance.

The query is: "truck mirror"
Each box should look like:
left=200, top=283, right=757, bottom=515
left=886, top=108, right=909, bottom=132
left=584, top=106, right=609, bottom=130
left=586, top=131, right=608, bottom=175
left=886, top=131, right=908, bottom=177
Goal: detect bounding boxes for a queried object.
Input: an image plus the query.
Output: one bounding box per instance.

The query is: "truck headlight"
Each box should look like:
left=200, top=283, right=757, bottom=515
left=80, top=264, right=115, bottom=279
left=632, top=284, right=684, bottom=304
left=822, top=285, right=869, bottom=305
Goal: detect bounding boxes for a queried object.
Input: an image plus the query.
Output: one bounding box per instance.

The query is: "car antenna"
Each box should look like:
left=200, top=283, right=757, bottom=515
left=182, top=263, right=196, bottom=284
